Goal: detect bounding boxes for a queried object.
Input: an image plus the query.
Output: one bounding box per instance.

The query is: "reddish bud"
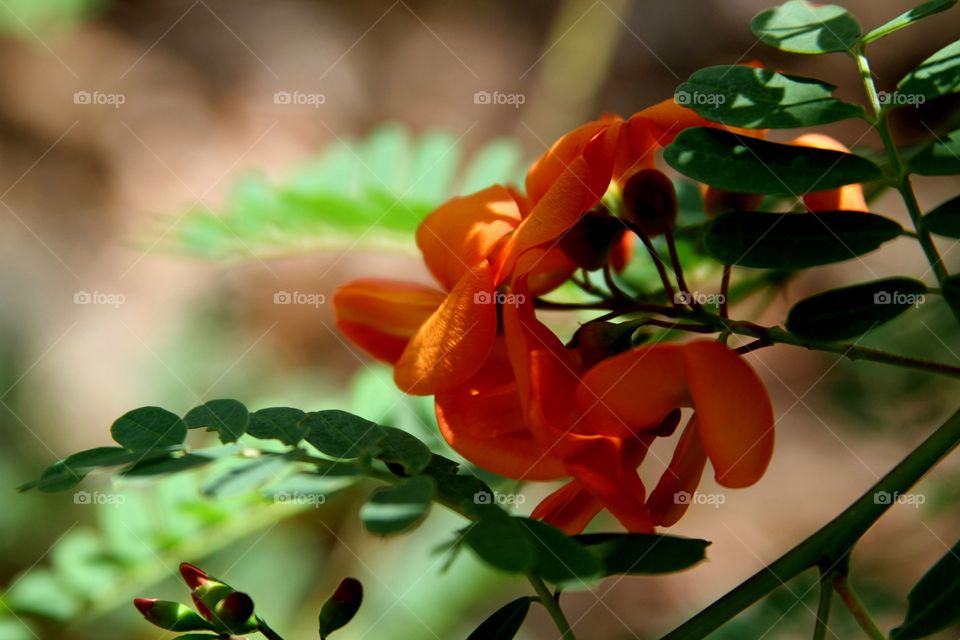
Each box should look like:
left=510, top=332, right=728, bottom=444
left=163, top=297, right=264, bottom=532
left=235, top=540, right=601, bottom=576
left=133, top=598, right=156, bottom=616
left=179, top=562, right=209, bottom=589
left=214, top=591, right=258, bottom=634
left=319, top=578, right=364, bottom=637
left=558, top=209, right=627, bottom=271
left=621, top=169, right=677, bottom=236
left=571, top=320, right=643, bottom=370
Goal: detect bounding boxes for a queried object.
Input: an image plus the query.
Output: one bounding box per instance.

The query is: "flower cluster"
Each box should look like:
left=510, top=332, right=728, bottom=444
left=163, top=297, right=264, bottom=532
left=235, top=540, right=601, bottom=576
left=333, top=97, right=863, bottom=533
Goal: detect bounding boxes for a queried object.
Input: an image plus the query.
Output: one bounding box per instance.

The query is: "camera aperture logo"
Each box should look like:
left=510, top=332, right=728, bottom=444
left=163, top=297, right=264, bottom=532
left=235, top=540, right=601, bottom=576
left=74, top=90, right=126, bottom=109
left=74, top=491, right=125, bottom=506
left=274, top=491, right=326, bottom=508
left=473, top=90, right=526, bottom=109
left=474, top=290, right=525, bottom=307
left=873, top=491, right=925, bottom=507
left=274, top=291, right=327, bottom=307
left=877, top=91, right=925, bottom=107
left=473, top=490, right=525, bottom=508
left=674, top=491, right=725, bottom=507
left=874, top=291, right=925, bottom=308
left=274, top=91, right=326, bottom=108
left=74, top=291, right=126, bottom=308
left=674, top=90, right=726, bottom=107
left=674, top=291, right=726, bottom=306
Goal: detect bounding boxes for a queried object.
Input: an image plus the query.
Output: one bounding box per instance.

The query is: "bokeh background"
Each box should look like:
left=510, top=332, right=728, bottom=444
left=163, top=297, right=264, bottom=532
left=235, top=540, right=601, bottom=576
left=1, top=0, right=959, bottom=638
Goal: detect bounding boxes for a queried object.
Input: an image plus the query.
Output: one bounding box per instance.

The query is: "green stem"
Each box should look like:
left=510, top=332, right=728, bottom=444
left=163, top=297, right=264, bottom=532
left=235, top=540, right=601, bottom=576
left=813, top=569, right=834, bottom=640
left=257, top=617, right=286, bottom=640
left=831, top=575, right=884, bottom=640
left=529, top=572, right=577, bottom=640
left=660, top=406, right=960, bottom=640
left=854, top=50, right=954, bottom=305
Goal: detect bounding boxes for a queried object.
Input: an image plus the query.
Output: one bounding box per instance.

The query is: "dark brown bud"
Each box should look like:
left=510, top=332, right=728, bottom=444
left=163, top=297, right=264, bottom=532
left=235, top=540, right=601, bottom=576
left=620, top=169, right=678, bottom=236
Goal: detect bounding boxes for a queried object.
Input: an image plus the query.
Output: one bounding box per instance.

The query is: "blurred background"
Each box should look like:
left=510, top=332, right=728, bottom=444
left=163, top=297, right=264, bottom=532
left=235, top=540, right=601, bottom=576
left=1, top=0, right=959, bottom=638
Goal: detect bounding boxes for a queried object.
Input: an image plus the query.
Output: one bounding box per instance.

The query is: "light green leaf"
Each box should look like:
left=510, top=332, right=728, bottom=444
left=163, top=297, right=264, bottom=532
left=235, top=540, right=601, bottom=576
left=898, top=40, right=960, bottom=102
left=863, top=0, right=957, bottom=44
left=751, top=0, right=861, bottom=54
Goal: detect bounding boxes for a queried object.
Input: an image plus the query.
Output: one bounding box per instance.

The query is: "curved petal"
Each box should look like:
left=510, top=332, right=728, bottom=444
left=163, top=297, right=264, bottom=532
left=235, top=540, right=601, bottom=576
left=648, top=417, right=707, bottom=527
left=576, top=344, right=690, bottom=438
left=496, top=122, right=621, bottom=284
left=531, top=480, right=604, bottom=534
left=417, top=185, right=522, bottom=290
left=435, top=382, right=566, bottom=481
left=789, top=134, right=868, bottom=212
left=563, top=437, right=654, bottom=533
left=683, top=341, right=774, bottom=488
left=333, top=279, right=445, bottom=363
left=394, top=263, right=498, bottom=395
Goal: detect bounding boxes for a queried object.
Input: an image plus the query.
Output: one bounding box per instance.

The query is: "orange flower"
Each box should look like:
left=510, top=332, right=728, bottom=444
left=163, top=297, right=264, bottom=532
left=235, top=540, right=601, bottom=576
left=333, top=185, right=576, bottom=395
left=494, top=99, right=714, bottom=284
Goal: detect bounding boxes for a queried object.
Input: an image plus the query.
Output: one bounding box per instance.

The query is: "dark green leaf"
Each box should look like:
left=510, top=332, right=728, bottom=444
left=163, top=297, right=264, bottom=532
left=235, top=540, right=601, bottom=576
left=375, top=426, right=432, bottom=475
left=574, top=533, right=711, bottom=575
left=184, top=399, right=250, bottom=443
left=111, top=407, right=187, bottom=452
left=922, top=194, right=960, bottom=237
left=360, top=476, right=435, bottom=535
left=664, top=127, right=882, bottom=195
left=751, top=0, right=861, bottom=54
left=704, top=211, right=903, bottom=269
left=461, top=512, right=536, bottom=574
left=786, top=278, right=928, bottom=341
left=120, top=453, right=215, bottom=477
left=676, top=65, right=864, bottom=128
left=302, top=410, right=386, bottom=459
left=890, top=539, right=960, bottom=639
left=909, top=129, right=960, bottom=176
left=18, top=461, right=86, bottom=493
left=898, top=40, right=960, bottom=102
left=467, top=597, right=531, bottom=640
left=941, top=274, right=960, bottom=314
left=247, top=407, right=308, bottom=445
left=518, top=518, right=604, bottom=586
left=421, top=457, right=496, bottom=517
left=863, top=0, right=957, bottom=44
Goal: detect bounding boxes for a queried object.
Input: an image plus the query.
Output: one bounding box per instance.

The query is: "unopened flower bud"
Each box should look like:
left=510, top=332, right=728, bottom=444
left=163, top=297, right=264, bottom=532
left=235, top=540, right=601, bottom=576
left=572, top=320, right=643, bottom=369
left=620, top=169, right=678, bottom=236
left=558, top=209, right=627, bottom=271
left=703, top=186, right=763, bottom=219
left=179, top=562, right=209, bottom=589
left=213, top=591, right=259, bottom=634
left=319, top=578, right=363, bottom=638
left=133, top=598, right=213, bottom=632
